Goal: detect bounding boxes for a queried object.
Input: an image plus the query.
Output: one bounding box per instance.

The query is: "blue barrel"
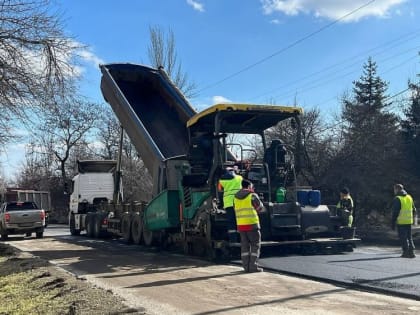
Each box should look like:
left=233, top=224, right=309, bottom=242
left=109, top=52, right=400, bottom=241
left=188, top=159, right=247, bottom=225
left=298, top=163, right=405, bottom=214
left=308, top=190, right=321, bottom=207
left=297, top=190, right=309, bottom=206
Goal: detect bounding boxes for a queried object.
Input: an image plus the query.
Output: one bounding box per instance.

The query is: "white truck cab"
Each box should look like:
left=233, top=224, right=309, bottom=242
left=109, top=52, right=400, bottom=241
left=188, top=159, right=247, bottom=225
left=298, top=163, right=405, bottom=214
left=69, top=160, right=117, bottom=234
left=69, top=172, right=115, bottom=213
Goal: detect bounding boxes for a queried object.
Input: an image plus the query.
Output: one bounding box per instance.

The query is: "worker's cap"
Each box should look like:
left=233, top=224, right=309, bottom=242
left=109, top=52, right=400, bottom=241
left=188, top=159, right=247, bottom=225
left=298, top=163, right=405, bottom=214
left=242, top=179, right=253, bottom=189
left=394, top=183, right=404, bottom=191
left=340, top=187, right=349, bottom=194
left=224, top=167, right=235, bottom=175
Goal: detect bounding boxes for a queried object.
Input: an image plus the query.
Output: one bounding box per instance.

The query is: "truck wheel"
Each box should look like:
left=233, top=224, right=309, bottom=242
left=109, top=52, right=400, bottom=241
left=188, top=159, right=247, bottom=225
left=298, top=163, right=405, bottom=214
left=192, top=241, right=207, bottom=257
left=121, top=213, right=132, bottom=243
left=36, top=231, right=44, bottom=239
left=131, top=214, right=143, bottom=245
left=69, top=214, right=81, bottom=236
left=94, top=216, right=105, bottom=238
left=26, top=233, right=32, bottom=237
left=344, top=244, right=354, bottom=252
left=183, top=241, right=192, bottom=255
left=1, top=233, right=8, bottom=241
left=143, top=225, right=154, bottom=247
left=85, top=215, right=94, bottom=238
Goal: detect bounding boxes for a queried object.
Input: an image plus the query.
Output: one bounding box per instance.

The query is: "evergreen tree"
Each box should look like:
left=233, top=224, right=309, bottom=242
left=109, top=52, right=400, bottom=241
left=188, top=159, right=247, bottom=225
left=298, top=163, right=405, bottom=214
left=342, top=57, right=395, bottom=154
left=401, top=82, right=420, bottom=177
left=338, top=58, right=400, bottom=227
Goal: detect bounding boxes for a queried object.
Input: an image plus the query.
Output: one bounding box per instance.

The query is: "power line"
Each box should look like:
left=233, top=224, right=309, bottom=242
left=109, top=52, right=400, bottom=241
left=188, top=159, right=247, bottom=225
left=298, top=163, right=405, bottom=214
left=197, top=0, right=377, bottom=93
left=381, top=54, right=419, bottom=76
left=272, top=50, right=419, bottom=104
left=250, top=29, right=420, bottom=102
left=308, top=86, right=413, bottom=136
left=387, top=87, right=411, bottom=101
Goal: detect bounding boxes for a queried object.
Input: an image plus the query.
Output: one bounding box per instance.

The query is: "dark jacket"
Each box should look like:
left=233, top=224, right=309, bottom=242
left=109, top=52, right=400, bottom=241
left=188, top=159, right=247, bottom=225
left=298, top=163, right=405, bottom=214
left=392, top=189, right=417, bottom=227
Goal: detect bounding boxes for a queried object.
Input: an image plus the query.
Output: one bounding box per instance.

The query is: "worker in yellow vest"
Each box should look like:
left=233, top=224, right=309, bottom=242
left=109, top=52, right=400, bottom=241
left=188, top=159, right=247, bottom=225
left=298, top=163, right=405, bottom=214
left=392, top=184, right=417, bottom=258
left=234, top=179, right=264, bottom=272
left=336, top=187, right=354, bottom=227
left=218, top=167, right=243, bottom=243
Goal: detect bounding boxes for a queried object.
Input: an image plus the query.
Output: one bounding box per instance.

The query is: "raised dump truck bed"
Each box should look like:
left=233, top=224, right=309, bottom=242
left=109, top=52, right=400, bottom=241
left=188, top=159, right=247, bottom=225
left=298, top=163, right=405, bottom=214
left=100, top=63, right=196, bottom=181
left=82, top=63, right=360, bottom=259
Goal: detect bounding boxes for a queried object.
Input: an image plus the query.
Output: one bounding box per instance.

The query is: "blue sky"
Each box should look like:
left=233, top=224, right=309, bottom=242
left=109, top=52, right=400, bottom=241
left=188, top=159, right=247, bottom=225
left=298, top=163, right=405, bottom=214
left=62, top=0, right=420, bottom=112
left=1, top=0, right=420, bottom=180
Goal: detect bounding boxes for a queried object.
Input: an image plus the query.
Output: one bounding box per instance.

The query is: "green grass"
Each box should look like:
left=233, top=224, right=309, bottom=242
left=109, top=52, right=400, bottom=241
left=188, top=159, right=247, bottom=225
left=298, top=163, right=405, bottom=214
left=0, top=262, right=67, bottom=314
left=0, top=244, right=144, bottom=315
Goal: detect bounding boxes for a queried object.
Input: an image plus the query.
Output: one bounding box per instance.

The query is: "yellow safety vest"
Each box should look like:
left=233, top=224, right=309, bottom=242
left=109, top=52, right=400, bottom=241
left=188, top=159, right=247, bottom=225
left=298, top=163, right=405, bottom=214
left=234, top=193, right=259, bottom=227
left=336, top=196, right=353, bottom=210
left=219, top=175, right=242, bottom=208
left=397, top=194, right=414, bottom=225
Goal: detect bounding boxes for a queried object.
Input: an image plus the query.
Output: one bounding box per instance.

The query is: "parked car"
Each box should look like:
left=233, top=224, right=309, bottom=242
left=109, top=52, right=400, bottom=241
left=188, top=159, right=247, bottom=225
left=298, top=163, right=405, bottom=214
left=0, top=201, right=46, bottom=240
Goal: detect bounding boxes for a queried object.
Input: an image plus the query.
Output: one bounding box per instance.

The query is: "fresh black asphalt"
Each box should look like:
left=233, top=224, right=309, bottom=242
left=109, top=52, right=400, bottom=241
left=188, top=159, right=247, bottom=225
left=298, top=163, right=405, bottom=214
left=255, top=246, right=420, bottom=300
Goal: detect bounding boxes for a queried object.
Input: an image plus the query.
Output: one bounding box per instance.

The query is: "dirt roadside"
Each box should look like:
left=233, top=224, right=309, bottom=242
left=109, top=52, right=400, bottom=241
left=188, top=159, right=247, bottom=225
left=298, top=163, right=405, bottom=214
left=2, top=237, right=420, bottom=315
left=0, top=243, right=146, bottom=315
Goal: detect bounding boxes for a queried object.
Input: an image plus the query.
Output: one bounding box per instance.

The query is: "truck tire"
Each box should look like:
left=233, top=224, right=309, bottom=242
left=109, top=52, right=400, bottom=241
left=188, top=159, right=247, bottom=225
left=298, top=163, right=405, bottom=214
left=143, top=225, right=156, bottom=247
left=85, top=214, right=94, bottom=238
left=121, top=213, right=132, bottom=243
left=94, top=216, right=105, bottom=238
left=131, top=214, right=143, bottom=245
left=183, top=241, right=192, bottom=255
left=36, top=231, right=44, bottom=238
left=0, top=224, right=8, bottom=241
left=69, top=214, right=81, bottom=236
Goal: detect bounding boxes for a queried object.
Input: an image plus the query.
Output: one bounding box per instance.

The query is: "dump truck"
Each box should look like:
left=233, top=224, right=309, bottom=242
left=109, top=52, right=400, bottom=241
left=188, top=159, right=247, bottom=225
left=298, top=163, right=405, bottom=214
left=69, top=160, right=117, bottom=236
left=68, top=63, right=358, bottom=259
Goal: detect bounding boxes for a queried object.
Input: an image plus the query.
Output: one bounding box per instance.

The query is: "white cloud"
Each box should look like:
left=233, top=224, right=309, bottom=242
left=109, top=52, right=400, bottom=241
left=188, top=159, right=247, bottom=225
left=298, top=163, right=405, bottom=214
left=70, top=40, right=105, bottom=76
left=212, top=95, right=232, bottom=104
left=270, top=19, right=281, bottom=24
left=187, top=0, right=205, bottom=12
left=78, top=48, right=105, bottom=68
left=260, top=0, right=408, bottom=22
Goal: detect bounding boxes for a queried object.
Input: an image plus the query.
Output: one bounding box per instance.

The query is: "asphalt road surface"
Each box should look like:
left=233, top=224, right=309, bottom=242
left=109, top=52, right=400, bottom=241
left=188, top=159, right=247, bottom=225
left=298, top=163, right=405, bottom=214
left=8, top=225, right=420, bottom=302
left=257, top=245, right=420, bottom=300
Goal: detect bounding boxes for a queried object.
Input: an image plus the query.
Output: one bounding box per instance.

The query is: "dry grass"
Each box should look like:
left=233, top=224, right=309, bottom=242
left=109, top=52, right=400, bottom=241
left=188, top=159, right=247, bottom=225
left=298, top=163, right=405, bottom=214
left=0, top=244, right=146, bottom=315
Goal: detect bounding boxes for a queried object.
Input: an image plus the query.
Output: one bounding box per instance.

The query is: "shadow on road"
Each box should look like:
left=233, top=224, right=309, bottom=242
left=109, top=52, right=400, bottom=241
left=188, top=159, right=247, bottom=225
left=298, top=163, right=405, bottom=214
left=193, top=287, right=347, bottom=315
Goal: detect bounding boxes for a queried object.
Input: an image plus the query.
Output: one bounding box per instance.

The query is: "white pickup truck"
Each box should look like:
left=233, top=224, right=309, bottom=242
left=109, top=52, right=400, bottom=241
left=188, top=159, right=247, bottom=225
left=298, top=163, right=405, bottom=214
left=0, top=201, right=46, bottom=240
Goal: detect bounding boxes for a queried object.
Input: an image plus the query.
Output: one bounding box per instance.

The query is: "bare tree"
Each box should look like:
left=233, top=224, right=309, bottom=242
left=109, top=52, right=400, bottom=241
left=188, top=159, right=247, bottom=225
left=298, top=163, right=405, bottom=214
left=96, top=107, right=152, bottom=200
left=31, top=95, right=101, bottom=184
left=265, top=108, right=337, bottom=186
left=120, top=141, right=152, bottom=202
left=0, top=0, right=81, bottom=144
left=96, top=107, right=121, bottom=160
left=147, top=25, right=197, bottom=98
left=15, top=139, right=55, bottom=190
